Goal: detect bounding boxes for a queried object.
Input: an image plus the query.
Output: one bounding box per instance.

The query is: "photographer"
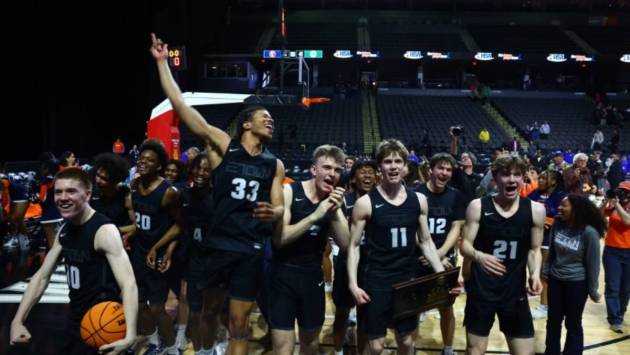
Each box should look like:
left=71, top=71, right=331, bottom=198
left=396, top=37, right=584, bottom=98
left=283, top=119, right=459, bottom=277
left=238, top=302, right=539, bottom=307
left=562, top=153, right=593, bottom=194
left=600, top=181, right=630, bottom=334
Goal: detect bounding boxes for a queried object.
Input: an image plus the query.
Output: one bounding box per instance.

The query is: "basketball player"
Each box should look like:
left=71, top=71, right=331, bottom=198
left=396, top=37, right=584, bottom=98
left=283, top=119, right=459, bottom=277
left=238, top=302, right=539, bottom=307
left=151, top=33, right=285, bottom=355
left=331, top=159, right=377, bottom=355
left=130, top=140, right=182, bottom=355
left=10, top=168, right=138, bottom=355
left=91, top=152, right=136, bottom=246
left=270, top=145, right=349, bottom=355
left=461, top=154, right=545, bottom=355
left=416, top=153, right=466, bottom=355
left=348, top=139, right=446, bottom=355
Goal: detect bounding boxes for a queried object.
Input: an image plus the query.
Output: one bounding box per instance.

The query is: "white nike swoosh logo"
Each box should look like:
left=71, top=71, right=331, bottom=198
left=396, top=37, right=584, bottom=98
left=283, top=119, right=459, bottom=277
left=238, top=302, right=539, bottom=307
left=318, top=281, right=324, bottom=287
left=229, top=148, right=239, bottom=152
left=375, top=204, right=384, bottom=208
left=295, top=198, right=304, bottom=202
left=484, top=212, right=494, bottom=216
left=182, top=203, right=190, bottom=207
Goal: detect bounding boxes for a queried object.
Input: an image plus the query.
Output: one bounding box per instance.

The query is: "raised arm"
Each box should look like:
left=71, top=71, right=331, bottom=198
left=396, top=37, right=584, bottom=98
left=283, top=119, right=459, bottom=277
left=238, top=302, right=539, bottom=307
left=527, top=201, right=545, bottom=295
left=150, top=33, right=230, bottom=163
left=347, top=194, right=371, bottom=305
left=94, top=224, right=138, bottom=354
left=10, top=235, right=62, bottom=345
left=416, top=193, right=445, bottom=273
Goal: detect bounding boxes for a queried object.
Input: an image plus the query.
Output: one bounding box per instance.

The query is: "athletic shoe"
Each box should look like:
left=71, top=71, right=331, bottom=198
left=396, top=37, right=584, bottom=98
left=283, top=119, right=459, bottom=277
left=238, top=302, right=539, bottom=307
left=531, top=305, right=548, bottom=320
left=610, top=324, right=624, bottom=334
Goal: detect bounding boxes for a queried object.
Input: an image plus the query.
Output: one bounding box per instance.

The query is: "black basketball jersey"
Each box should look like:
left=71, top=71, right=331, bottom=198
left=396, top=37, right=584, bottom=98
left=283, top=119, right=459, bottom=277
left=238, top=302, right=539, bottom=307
left=131, top=179, right=173, bottom=252
left=273, top=182, right=330, bottom=268
left=338, top=191, right=366, bottom=260
left=363, top=187, right=421, bottom=289
left=90, top=186, right=130, bottom=228
left=180, top=186, right=214, bottom=252
left=208, top=139, right=277, bottom=255
left=468, top=196, right=533, bottom=303
left=58, top=212, right=119, bottom=325
left=415, top=184, right=466, bottom=256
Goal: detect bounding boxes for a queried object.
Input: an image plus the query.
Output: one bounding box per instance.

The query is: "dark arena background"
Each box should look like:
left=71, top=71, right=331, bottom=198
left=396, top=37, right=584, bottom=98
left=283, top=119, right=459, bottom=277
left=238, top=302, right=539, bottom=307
left=1, top=0, right=630, bottom=354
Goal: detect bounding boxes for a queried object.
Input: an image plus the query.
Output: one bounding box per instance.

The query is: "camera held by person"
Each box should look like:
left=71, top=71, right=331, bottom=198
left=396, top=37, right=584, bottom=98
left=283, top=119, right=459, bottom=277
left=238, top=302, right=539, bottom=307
left=451, top=125, right=464, bottom=136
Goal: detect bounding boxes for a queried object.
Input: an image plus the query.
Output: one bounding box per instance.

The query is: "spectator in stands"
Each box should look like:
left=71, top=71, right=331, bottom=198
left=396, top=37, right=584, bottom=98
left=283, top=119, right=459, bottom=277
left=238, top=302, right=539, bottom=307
left=607, top=154, right=625, bottom=192
left=540, top=121, right=551, bottom=139
left=450, top=129, right=481, bottom=202
left=408, top=149, right=420, bottom=164
left=523, top=69, right=532, bottom=91
left=59, top=151, right=79, bottom=171
left=564, top=150, right=575, bottom=166
left=591, top=130, right=605, bottom=151
left=611, top=129, right=620, bottom=154
left=529, top=122, right=540, bottom=141
left=507, top=136, right=520, bottom=154
left=563, top=153, right=593, bottom=194
left=478, top=128, right=490, bottom=152
left=588, top=150, right=606, bottom=191
left=113, top=137, right=126, bottom=154
left=600, top=181, right=630, bottom=334
left=548, top=151, right=570, bottom=172
left=419, top=128, right=431, bottom=157
left=127, top=144, right=139, bottom=164
left=181, top=146, right=200, bottom=163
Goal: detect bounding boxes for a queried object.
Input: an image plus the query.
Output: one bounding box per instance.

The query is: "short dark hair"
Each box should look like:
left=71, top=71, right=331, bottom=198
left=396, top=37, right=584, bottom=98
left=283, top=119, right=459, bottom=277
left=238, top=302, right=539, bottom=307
left=189, top=154, right=210, bottom=172
left=235, top=106, right=267, bottom=139
left=55, top=167, right=92, bottom=191
left=139, top=139, right=169, bottom=171
left=350, top=159, right=378, bottom=179
left=59, top=151, right=75, bottom=166
left=429, top=153, right=457, bottom=169
left=165, top=159, right=187, bottom=181
left=93, top=153, right=130, bottom=184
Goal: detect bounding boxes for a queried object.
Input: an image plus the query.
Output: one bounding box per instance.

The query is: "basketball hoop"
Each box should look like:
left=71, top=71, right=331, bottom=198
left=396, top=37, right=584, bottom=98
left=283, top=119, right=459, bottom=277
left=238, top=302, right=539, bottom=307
left=301, top=97, right=331, bottom=108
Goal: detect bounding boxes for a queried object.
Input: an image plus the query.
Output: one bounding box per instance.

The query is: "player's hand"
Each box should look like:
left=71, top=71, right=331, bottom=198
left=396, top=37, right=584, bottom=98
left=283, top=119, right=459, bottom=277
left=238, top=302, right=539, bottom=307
left=527, top=276, right=543, bottom=295
left=158, top=252, right=172, bottom=273
left=350, top=286, right=371, bottom=305
left=253, top=202, right=278, bottom=222
left=98, top=336, right=136, bottom=355
left=327, top=187, right=345, bottom=211
left=418, top=255, right=430, bottom=266
left=10, top=322, right=31, bottom=345
left=149, top=33, right=169, bottom=61
left=441, top=257, right=454, bottom=269
left=476, top=251, right=506, bottom=276
left=146, top=248, right=157, bottom=269
left=590, top=292, right=602, bottom=303
left=449, top=279, right=465, bottom=297
left=121, top=232, right=133, bottom=250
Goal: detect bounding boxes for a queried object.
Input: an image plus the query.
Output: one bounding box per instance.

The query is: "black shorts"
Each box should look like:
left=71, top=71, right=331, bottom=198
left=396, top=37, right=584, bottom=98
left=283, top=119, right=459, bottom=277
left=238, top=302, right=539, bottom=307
left=195, top=248, right=262, bottom=302
left=332, top=255, right=355, bottom=309
left=186, top=249, right=208, bottom=312
left=131, top=248, right=169, bottom=305
left=359, top=288, right=417, bottom=340
left=464, top=296, right=534, bottom=338
left=62, top=321, right=99, bottom=355
left=268, top=264, right=325, bottom=331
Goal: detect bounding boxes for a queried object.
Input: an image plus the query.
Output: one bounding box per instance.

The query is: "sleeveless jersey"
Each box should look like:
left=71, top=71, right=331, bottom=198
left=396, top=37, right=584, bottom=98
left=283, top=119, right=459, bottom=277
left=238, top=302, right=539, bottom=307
left=131, top=179, right=173, bottom=252
left=273, top=182, right=330, bottom=269
left=415, top=184, right=466, bottom=256
left=58, top=212, right=119, bottom=325
left=468, top=196, right=533, bottom=303
left=180, top=186, right=214, bottom=252
left=91, top=186, right=130, bottom=227
left=363, top=187, right=421, bottom=289
left=208, top=139, right=277, bottom=255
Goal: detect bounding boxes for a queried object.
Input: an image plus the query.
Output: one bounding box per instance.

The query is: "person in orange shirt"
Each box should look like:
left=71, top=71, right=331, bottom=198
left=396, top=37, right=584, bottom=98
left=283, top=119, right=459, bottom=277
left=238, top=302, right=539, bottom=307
left=601, top=181, right=630, bottom=334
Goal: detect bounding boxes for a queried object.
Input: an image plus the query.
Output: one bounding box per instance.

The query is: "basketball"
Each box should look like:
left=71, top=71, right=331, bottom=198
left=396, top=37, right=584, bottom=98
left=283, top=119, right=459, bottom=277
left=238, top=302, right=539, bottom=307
left=80, top=301, right=126, bottom=348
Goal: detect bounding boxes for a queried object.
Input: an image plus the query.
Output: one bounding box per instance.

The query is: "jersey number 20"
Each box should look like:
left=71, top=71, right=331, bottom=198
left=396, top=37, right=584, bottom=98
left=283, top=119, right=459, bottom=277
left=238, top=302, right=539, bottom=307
left=231, top=178, right=260, bottom=202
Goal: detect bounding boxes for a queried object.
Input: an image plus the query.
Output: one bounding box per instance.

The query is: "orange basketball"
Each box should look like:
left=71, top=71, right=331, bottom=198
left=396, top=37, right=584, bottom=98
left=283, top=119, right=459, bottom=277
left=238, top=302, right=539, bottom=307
left=80, top=301, right=126, bottom=348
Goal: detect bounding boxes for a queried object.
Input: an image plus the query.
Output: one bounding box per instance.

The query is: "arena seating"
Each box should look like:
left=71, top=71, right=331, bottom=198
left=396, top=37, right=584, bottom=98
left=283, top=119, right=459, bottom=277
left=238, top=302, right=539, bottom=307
left=571, top=26, right=630, bottom=54
left=376, top=95, right=509, bottom=153
left=271, top=23, right=358, bottom=53
left=468, top=25, right=581, bottom=53
left=369, top=25, right=467, bottom=56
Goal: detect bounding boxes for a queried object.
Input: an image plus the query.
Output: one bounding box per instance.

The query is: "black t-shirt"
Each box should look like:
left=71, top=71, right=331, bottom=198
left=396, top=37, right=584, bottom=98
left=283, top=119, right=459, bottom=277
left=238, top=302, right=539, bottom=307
left=91, top=186, right=130, bottom=228
left=415, top=184, right=466, bottom=257
left=363, top=187, right=421, bottom=289
left=468, top=196, right=533, bottom=303
left=59, top=212, right=119, bottom=326
left=207, top=139, right=278, bottom=255
left=273, top=182, right=330, bottom=269
left=180, top=186, right=213, bottom=253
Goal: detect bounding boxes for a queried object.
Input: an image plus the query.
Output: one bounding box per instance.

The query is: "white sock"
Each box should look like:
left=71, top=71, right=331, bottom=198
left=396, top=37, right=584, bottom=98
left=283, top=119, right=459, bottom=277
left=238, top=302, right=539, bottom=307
left=443, top=346, right=454, bottom=355
left=539, top=304, right=548, bottom=311
left=148, top=329, right=159, bottom=345
left=165, top=343, right=179, bottom=355
left=335, top=350, right=344, bottom=355
left=176, top=324, right=187, bottom=338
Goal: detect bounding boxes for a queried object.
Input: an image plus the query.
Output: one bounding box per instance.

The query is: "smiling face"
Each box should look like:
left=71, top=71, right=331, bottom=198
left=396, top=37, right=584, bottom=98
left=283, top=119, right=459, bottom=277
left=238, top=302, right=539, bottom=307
left=191, top=157, right=211, bottom=188
left=537, top=171, right=556, bottom=192
left=353, top=166, right=376, bottom=195
left=311, top=156, right=343, bottom=194
left=244, top=109, right=274, bottom=141
left=136, top=149, right=162, bottom=177
left=164, top=163, right=179, bottom=182
left=558, top=197, right=573, bottom=222
left=55, top=178, right=90, bottom=221
left=494, top=168, right=523, bottom=200
left=430, top=160, right=453, bottom=192
left=379, top=152, right=406, bottom=185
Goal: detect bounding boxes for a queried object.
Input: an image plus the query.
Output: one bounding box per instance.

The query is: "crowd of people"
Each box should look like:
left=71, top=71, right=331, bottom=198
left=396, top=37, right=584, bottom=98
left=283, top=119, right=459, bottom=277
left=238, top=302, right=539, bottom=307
left=2, top=33, right=629, bottom=355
